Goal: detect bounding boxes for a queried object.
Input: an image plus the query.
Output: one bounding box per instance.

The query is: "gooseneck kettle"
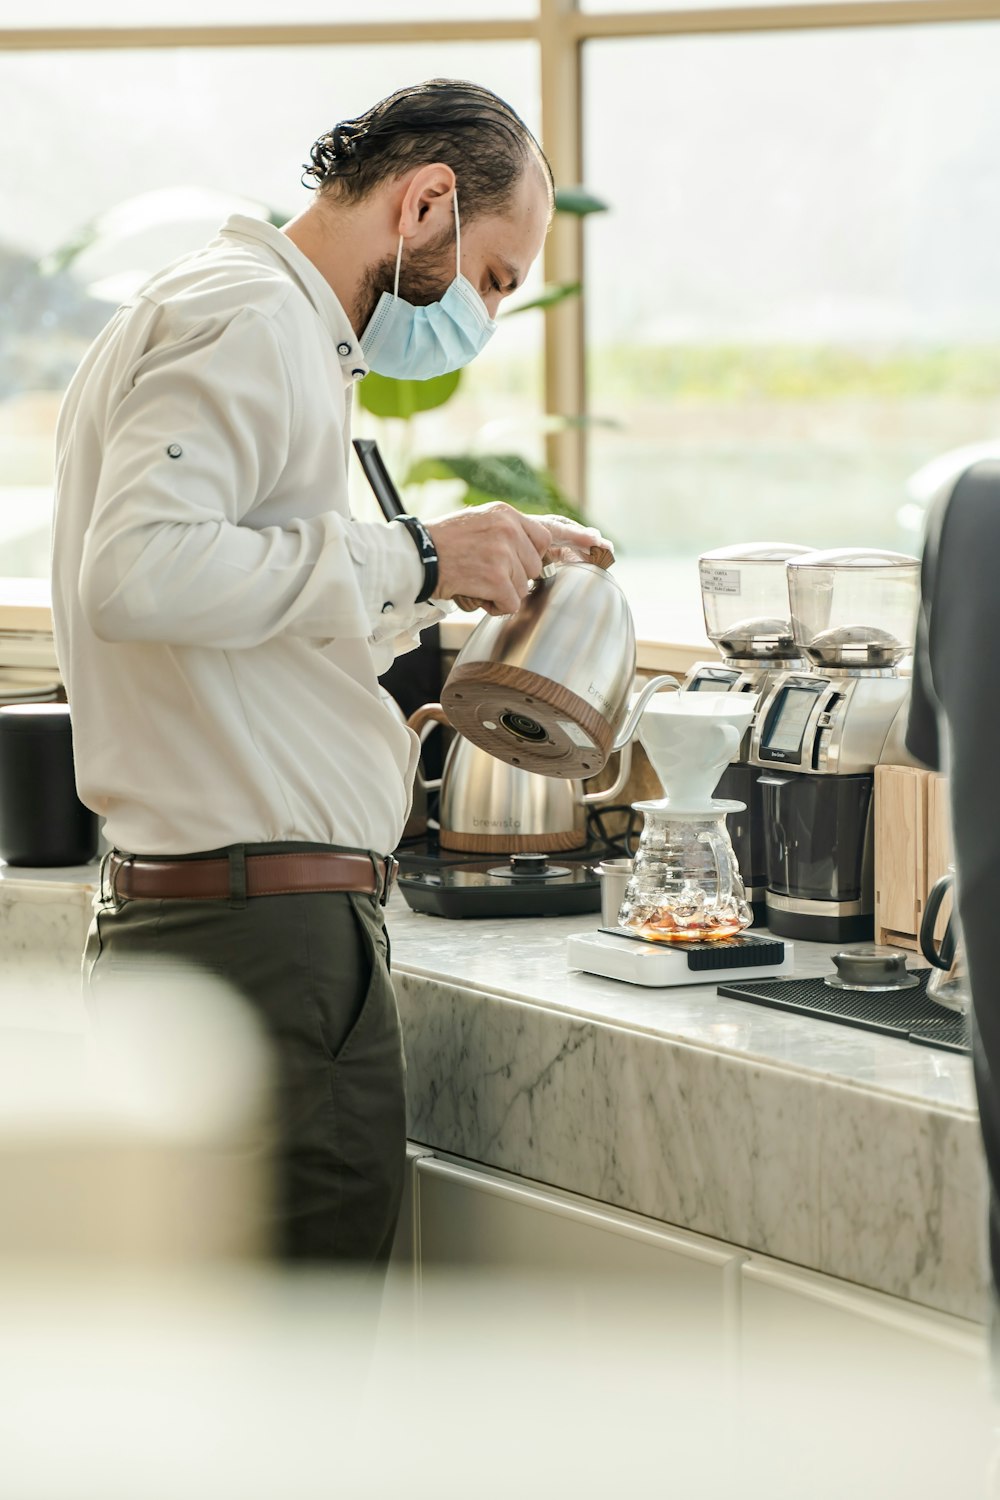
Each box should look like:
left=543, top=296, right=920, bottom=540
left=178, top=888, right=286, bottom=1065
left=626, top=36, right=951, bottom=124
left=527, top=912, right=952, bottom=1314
left=440, top=556, right=677, bottom=778
left=408, top=703, right=636, bottom=853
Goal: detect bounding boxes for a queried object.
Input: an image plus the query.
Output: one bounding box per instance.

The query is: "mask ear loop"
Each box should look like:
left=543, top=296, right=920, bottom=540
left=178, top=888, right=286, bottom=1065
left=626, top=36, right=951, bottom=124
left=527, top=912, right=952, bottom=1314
left=453, top=188, right=461, bottom=278
left=395, top=188, right=459, bottom=295
left=393, top=234, right=404, bottom=298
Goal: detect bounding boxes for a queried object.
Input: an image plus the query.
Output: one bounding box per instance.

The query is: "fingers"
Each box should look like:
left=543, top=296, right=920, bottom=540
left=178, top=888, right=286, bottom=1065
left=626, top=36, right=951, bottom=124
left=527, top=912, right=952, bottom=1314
left=517, top=512, right=556, bottom=557
left=492, top=558, right=528, bottom=616
left=509, top=520, right=547, bottom=583
left=540, top=516, right=612, bottom=556
left=427, top=502, right=608, bottom=616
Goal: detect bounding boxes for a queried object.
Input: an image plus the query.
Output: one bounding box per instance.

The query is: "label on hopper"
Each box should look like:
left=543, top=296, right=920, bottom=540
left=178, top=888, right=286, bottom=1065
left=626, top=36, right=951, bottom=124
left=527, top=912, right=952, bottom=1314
left=701, top=566, right=741, bottom=596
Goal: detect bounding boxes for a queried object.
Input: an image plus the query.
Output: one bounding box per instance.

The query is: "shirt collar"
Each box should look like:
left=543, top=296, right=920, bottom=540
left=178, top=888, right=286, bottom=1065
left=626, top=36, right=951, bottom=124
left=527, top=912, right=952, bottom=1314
left=220, top=214, right=369, bottom=385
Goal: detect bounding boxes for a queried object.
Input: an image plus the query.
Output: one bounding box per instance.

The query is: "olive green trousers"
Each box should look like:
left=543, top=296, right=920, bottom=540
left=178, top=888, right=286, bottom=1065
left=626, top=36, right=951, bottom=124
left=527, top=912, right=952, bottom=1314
left=83, top=841, right=407, bottom=1267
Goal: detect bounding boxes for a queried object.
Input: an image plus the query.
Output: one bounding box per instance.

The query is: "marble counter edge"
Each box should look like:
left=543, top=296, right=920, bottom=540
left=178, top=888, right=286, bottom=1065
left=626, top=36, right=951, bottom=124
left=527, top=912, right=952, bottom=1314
left=393, top=967, right=989, bottom=1319
left=0, top=865, right=100, bottom=893
left=393, top=960, right=979, bottom=1119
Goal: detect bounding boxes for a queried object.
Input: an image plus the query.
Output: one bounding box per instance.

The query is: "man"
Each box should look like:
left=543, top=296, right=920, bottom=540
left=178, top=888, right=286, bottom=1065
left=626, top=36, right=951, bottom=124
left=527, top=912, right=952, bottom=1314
left=51, top=79, right=610, bottom=1266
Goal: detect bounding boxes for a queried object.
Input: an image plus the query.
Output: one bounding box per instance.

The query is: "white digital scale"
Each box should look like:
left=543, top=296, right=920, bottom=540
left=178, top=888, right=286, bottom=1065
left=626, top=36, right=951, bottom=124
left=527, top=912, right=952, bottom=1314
left=567, top=928, right=793, bottom=988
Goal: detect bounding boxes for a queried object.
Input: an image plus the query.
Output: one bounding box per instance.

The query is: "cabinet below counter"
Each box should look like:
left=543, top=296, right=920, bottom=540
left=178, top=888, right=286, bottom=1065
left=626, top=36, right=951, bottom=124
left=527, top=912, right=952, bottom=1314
left=385, top=898, right=988, bottom=1325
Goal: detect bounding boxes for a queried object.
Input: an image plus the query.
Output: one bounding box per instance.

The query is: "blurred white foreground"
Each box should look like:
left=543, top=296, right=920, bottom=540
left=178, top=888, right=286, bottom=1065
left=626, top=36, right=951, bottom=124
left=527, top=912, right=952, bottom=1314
left=0, top=960, right=995, bottom=1498
left=0, top=1263, right=995, bottom=1500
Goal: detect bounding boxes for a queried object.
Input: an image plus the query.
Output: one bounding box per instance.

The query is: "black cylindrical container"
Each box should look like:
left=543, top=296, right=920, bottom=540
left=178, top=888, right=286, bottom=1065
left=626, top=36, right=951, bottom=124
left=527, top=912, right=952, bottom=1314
left=0, top=703, right=99, bottom=866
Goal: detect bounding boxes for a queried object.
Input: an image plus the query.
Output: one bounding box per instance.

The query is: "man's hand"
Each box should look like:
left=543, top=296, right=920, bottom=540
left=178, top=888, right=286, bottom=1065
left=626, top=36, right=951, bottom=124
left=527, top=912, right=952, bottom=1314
left=427, top=502, right=614, bottom=616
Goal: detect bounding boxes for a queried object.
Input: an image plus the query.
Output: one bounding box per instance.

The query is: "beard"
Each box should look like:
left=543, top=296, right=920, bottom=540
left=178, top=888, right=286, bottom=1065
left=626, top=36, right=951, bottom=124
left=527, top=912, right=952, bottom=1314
left=357, top=223, right=456, bottom=332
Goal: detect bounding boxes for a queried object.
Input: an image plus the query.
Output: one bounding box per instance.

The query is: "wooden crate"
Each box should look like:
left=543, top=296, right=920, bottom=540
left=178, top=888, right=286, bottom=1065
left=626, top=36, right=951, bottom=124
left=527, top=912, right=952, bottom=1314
left=874, top=764, right=927, bottom=951
left=925, top=773, right=954, bottom=946
left=874, top=765, right=953, bottom=950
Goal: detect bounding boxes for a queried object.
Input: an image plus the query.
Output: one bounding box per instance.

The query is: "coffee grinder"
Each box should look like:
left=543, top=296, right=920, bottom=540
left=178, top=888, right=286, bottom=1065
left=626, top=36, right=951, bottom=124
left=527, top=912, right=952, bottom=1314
left=749, top=548, right=920, bottom=943
left=684, top=543, right=811, bottom=920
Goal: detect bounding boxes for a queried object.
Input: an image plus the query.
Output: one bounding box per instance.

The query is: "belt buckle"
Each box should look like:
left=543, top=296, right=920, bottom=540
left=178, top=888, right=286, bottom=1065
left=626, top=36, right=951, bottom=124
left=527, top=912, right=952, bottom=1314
left=379, top=854, right=399, bottom=906
left=103, top=851, right=129, bottom=909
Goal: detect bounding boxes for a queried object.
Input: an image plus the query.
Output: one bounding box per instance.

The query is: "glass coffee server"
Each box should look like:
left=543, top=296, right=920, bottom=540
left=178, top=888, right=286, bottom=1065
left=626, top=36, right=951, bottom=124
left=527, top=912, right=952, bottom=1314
left=616, top=694, right=756, bottom=943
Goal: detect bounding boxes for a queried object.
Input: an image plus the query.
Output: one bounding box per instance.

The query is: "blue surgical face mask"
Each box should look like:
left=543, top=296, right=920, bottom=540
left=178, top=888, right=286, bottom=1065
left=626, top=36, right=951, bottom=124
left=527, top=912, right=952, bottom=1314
left=361, top=191, right=497, bottom=380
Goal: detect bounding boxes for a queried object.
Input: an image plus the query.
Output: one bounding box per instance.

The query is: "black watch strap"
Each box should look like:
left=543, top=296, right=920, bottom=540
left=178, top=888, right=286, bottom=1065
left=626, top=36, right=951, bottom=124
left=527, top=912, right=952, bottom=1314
left=392, top=514, right=439, bottom=604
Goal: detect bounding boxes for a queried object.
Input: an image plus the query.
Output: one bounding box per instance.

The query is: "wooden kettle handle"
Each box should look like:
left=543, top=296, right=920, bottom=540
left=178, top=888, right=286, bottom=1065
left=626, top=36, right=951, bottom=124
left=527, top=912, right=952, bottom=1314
left=452, top=543, right=614, bottom=614
left=581, top=543, right=615, bottom=571
left=406, top=702, right=451, bottom=737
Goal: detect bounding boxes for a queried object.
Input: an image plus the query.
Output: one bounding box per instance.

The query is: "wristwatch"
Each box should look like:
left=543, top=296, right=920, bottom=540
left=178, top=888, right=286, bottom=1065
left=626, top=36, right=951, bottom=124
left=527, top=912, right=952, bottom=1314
left=392, top=514, right=439, bottom=604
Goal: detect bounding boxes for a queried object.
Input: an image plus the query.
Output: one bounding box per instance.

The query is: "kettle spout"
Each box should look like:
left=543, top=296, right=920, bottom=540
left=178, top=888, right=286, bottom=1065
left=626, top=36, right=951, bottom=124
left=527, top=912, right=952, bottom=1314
left=612, top=675, right=680, bottom=751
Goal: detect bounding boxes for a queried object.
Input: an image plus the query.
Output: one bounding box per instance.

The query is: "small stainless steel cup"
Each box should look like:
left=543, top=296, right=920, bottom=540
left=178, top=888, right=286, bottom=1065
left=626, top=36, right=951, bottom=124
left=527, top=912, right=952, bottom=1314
left=595, top=858, right=634, bottom=928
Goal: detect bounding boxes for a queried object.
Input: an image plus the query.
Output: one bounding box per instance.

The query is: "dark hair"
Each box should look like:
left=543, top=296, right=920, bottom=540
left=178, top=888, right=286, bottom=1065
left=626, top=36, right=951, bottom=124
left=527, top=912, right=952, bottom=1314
left=302, top=78, right=553, bottom=220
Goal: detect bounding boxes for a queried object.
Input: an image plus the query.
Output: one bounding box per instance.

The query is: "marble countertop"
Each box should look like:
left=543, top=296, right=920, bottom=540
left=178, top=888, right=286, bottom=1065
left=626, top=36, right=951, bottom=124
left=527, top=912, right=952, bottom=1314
left=384, top=896, right=987, bottom=1319
left=0, top=859, right=102, bottom=887
left=0, top=858, right=987, bottom=1317
left=0, top=858, right=977, bottom=1116
left=385, top=899, right=976, bottom=1116
left=0, top=856, right=977, bottom=1119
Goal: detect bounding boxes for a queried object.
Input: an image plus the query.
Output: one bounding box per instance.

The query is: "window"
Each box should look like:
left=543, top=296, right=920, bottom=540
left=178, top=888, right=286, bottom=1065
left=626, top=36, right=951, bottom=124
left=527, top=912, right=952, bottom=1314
left=584, top=21, right=1000, bottom=638
left=2, top=4, right=994, bottom=646
left=0, top=37, right=541, bottom=569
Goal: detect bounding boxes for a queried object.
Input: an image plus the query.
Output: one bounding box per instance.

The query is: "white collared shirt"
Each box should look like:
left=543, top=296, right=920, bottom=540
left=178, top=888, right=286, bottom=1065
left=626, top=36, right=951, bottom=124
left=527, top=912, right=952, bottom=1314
left=51, top=214, right=444, bottom=856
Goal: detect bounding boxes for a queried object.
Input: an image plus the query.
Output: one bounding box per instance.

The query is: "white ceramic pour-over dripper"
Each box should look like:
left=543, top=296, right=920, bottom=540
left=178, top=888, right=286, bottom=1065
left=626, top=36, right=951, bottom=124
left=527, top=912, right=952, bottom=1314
left=637, top=695, right=757, bottom=811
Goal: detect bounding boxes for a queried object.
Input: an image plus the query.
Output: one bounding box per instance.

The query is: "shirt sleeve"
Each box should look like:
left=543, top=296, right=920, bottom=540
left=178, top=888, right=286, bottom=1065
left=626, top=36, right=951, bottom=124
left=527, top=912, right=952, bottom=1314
left=78, top=305, right=426, bottom=651
left=365, top=599, right=456, bottom=677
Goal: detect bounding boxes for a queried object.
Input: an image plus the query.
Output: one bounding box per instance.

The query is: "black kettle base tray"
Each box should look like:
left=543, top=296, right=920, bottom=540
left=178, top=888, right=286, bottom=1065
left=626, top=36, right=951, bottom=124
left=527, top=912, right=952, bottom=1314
left=717, top=971, right=970, bottom=1055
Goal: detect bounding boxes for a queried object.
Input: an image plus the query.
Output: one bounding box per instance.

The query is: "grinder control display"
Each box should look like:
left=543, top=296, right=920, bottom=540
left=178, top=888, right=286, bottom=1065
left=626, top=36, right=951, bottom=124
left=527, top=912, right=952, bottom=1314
left=761, top=683, right=823, bottom=762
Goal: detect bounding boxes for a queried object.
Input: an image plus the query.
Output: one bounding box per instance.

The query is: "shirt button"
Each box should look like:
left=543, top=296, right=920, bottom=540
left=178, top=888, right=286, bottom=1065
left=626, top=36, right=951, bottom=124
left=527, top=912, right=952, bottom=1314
left=337, top=342, right=352, bottom=356
left=352, top=368, right=366, bottom=380
left=381, top=601, right=394, bottom=614
left=166, top=443, right=182, bottom=459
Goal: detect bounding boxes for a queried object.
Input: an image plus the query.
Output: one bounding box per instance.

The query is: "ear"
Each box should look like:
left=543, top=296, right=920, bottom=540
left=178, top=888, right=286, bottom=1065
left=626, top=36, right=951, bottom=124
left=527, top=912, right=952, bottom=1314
left=396, top=162, right=457, bottom=242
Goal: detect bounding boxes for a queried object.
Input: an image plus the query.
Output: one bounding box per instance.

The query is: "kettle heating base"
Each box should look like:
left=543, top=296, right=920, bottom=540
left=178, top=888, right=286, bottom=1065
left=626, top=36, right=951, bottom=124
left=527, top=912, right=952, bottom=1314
left=398, top=865, right=602, bottom=920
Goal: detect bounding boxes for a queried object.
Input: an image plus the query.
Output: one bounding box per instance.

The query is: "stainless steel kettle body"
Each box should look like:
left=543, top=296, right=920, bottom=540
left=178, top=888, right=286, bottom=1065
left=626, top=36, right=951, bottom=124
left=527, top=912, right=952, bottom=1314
left=408, top=703, right=633, bottom=853
left=440, top=560, right=674, bottom=778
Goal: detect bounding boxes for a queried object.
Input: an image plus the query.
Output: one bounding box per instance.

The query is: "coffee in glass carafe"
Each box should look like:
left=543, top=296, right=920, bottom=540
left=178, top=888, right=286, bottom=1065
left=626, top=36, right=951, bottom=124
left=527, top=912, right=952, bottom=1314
left=618, top=804, right=751, bottom=941
left=617, top=695, right=755, bottom=943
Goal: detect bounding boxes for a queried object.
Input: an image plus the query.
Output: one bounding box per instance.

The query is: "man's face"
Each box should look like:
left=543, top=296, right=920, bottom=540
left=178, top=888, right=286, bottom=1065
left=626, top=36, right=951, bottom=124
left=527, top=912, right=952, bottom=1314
left=358, top=167, right=550, bottom=331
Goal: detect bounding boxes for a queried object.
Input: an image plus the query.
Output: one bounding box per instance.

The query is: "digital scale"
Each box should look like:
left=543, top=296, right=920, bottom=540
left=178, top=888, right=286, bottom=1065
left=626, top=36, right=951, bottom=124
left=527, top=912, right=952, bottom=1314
left=567, top=928, right=792, bottom=988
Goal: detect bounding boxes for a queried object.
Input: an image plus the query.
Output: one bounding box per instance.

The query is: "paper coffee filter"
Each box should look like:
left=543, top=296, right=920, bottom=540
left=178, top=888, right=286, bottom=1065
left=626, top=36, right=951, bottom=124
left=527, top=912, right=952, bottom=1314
left=640, top=693, right=757, bottom=724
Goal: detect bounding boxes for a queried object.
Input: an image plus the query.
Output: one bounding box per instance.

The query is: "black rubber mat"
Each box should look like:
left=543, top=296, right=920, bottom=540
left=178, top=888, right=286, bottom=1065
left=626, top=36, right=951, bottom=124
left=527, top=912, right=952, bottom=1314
left=717, top=969, right=970, bottom=1055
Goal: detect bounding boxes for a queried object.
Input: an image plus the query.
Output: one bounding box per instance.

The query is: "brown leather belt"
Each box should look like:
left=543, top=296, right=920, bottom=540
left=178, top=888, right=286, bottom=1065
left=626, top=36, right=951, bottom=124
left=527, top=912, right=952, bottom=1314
left=108, top=850, right=399, bottom=905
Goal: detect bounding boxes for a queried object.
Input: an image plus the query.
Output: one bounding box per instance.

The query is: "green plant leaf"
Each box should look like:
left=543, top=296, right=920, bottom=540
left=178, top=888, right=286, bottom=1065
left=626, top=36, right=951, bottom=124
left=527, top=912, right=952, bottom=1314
left=554, top=186, right=610, bottom=217
left=405, top=452, right=588, bottom=524
left=357, top=368, right=461, bottom=419
left=503, top=280, right=582, bottom=316
left=38, top=228, right=98, bottom=276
